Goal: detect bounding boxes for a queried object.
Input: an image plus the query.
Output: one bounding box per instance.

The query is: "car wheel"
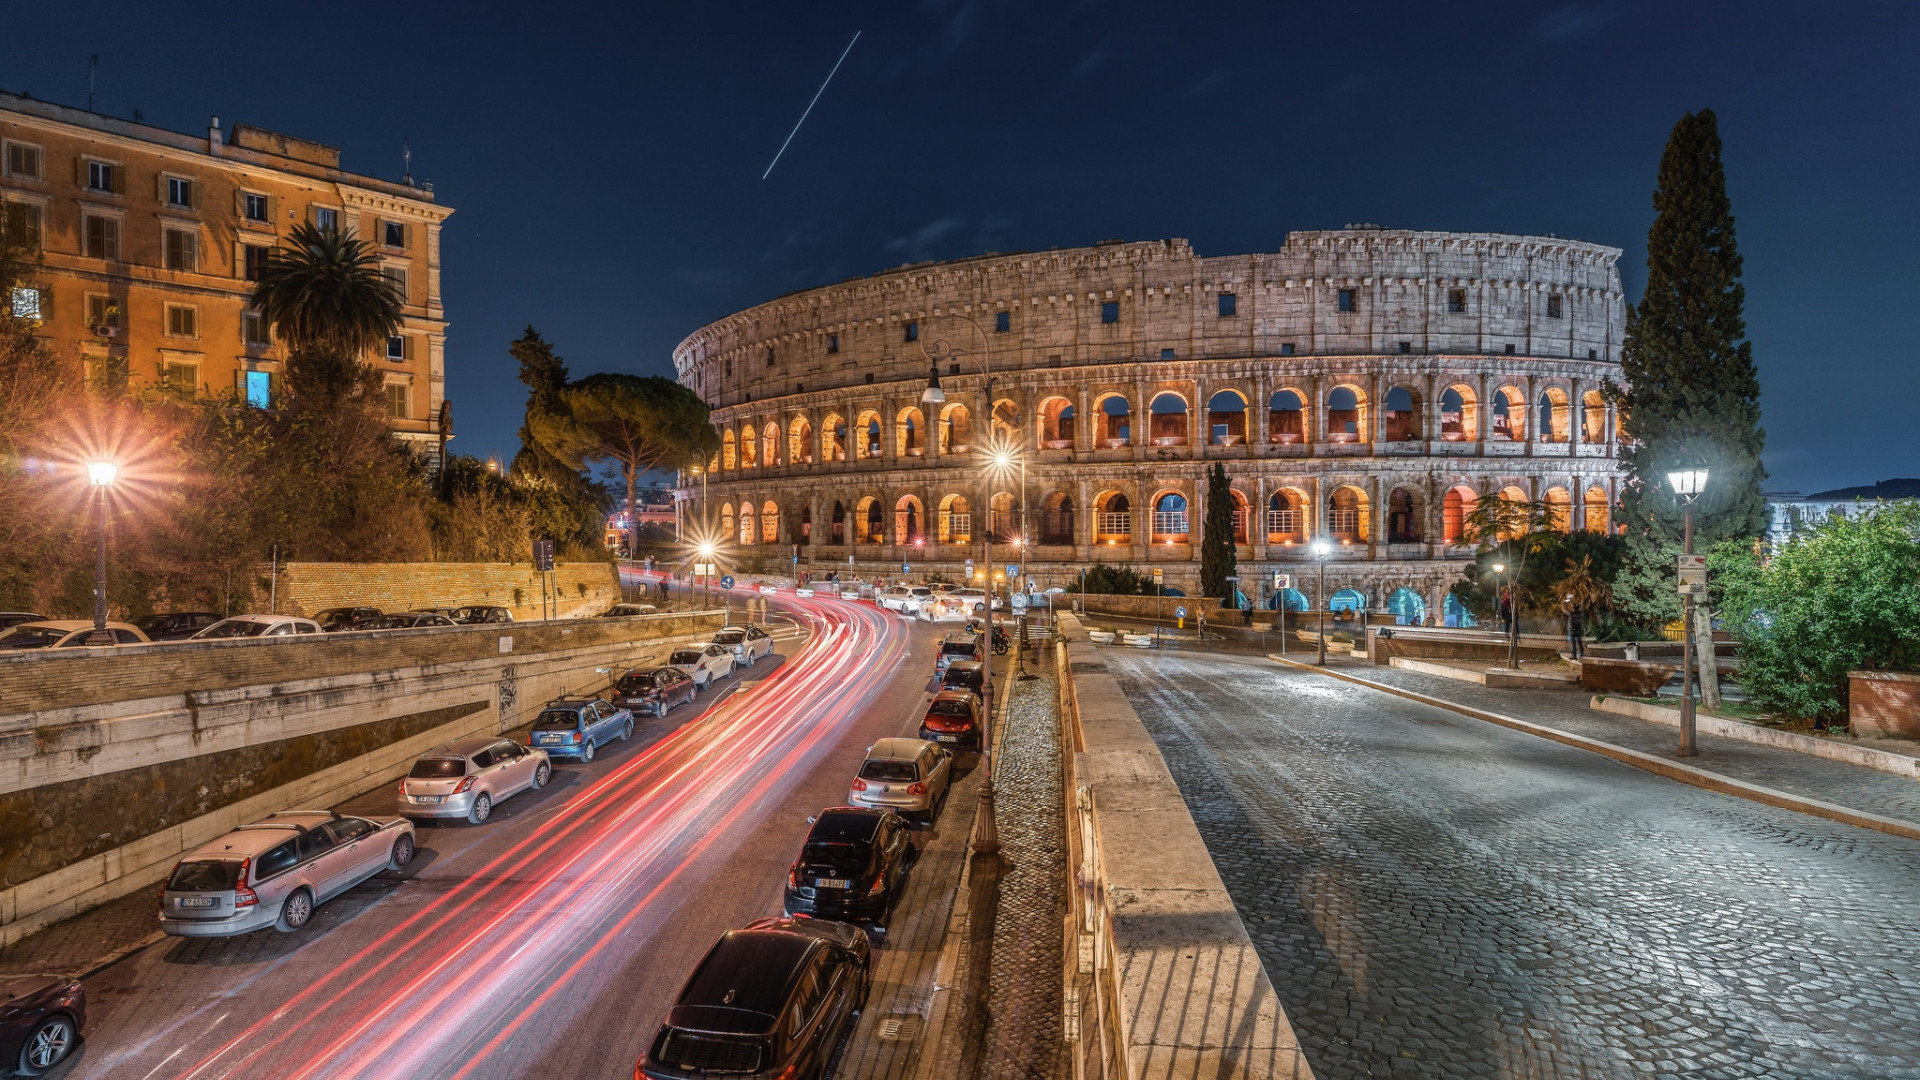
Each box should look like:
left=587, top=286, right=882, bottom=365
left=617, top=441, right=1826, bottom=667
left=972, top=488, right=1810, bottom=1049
left=621, top=719, right=634, bottom=740
left=276, top=888, right=314, bottom=932
left=468, top=793, right=493, bottom=824
left=532, top=762, right=551, bottom=789
left=653, top=700, right=666, bottom=718
left=16, top=1014, right=76, bottom=1075
left=581, top=740, right=596, bottom=764
left=388, top=834, right=415, bottom=871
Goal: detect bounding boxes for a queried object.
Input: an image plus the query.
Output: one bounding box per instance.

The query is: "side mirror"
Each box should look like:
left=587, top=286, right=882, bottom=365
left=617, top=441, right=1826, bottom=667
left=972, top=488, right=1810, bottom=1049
left=805, top=816, right=818, bottom=825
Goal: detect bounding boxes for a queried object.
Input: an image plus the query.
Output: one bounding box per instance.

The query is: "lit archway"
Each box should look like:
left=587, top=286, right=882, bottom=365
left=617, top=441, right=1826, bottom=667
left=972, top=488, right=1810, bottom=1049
left=739, top=427, right=758, bottom=468
left=1584, top=486, right=1610, bottom=533
left=738, top=500, right=756, bottom=544
left=761, top=500, right=780, bottom=544
left=1096, top=393, right=1132, bottom=447
left=1327, top=485, right=1369, bottom=543
left=822, top=413, right=847, bottom=462
left=894, top=494, right=925, bottom=546
left=1544, top=486, right=1573, bottom=532
left=830, top=500, right=847, bottom=544
left=940, top=402, right=972, bottom=454
left=722, top=429, right=737, bottom=470
left=1228, top=488, right=1250, bottom=544
left=1326, top=385, right=1368, bottom=443
left=1151, top=490, right=1189, bottom=543
left=1094, top=491, right=1132, bottom=544
left=991, top=399, right=1018, bottom=441
left=788, top=416, right=814, bottom=464
left=1387, top=586, right=1427, bottom=626
left=856, top=411, right=883, bottom=460
left=854, top=496, right=882, bottom=544
left=1040, top=492, right=1076, bottom=544
left=1266, top=489, right=1305, bottom=544
left=1149, top=392, right=1189, bottom=446
left=1442, top=485, right=1478, bottom=545
left=1387, top=487, right=1422, bottom=543
left=762, top=422, right=781, bottom=467
left=896, top=408, right=926, bottom=457
left=1537, top=388, right=1570, bottom=443
left=1207, top=389, right=1248, bottom=446
left=1384, top=386, right=1419, bottom=442
left=1268, top=389, right=1307, bottom=443
left=1038, top=397, right=1075, bottom=449
left=1491, top=386, right=1526, bottom=441
left=938, top=494, right=972, bottom=545
left=1583, top=391, right=1607, bottom=443
left=1440, top=385, right=1478, bottom=442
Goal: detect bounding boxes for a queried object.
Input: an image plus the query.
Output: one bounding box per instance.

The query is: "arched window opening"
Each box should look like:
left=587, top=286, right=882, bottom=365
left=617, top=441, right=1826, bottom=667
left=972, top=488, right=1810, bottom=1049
left=823, top=415, right=847, bottom=462
left=1388, top=587, right=1427, bottom=626
left=988, top=491, right=1018, bottom=543
left=1095, top=492, right=1132, bottom=543
left=1268, top=390, right=1305, bottom=443
left=738, top=501, right=756, bottom=545
left=1039, top=397, right=1075, bottom=449
left=1327, top=486, right=1368, bottom=542
left=1329, top=588, right=1367, bottom=614
left=1491, top=387, right=1525, bottom=441
left=721, top=504, right=735, bottom=541
left=760, top=500, right=779, bottom=544
left=1584, top=485, right=1610, bottom=533
left=1384, top=386, right=1417, bottom=442
left=897, top=408, right=926, bottom=457
left=1207, top=390, right=1247, bottom=446
left=739, top=427, right=757, bottom=468
left=763, top=423, right=781, bottom=467
left=1583, top=391, right=1607, bottom=443
left=1496, top=485, right=1531, bottom=540
left=938, top=494, right=971, bottom=545
left=1444, top=593, right=1478, bottom=628
left=1387, top=488, right=1421, bottom=544
left=1151, top=491, right=1189, bottom=543
left=1267, top=587, right=1309, bottom=612
left=894, top=495, right=924, bottom=546
left=1440, top=386, right=1478, bottom=442
left=1537, top=389, right=1570, bottom=443
left=1097, top=395, right=1131, bottom=447
left=1040, top=492, right=1076, bottom=545
left=992, top=399, right=1018, bottom=440
left=862, top=415, right=883, bottom=459
left=1327, top=386, right=1362, bottom=442
left=854, top=496, right=882, bottom=544
left=722, top=430, right=737, bottom=470
left=830, top=501, right=846, bottom=544
left=941, top=403, right=972, bottom=454
left=1544, top=487, right=1573, bottom=532
left=1149, top=393, right=1189, bottom=446
left=1266, top=490, right=1304, bottom=543
left=797, top=504, right=811, bottom=545
left=789, top=418, right=814, bottom=464
left=1228, top=489, right=1250, bottom=544
left=1442, top=485, right=1478, bottom=545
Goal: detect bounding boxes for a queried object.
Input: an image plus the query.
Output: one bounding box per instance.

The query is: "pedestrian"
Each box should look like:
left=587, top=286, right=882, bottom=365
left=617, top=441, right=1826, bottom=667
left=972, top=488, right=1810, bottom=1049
left=658, top=579, right=670, bottom=604
left=1567, top=606, right=1585, bottom=660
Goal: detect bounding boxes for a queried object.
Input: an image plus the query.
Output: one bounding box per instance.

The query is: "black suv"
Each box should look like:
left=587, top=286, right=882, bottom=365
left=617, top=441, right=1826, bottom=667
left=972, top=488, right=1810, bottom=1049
left=783, top=807, right=913, bottom=928
left=136, top=611, right=222, bottom=641
left=639, top=917, right=870, bottom=1080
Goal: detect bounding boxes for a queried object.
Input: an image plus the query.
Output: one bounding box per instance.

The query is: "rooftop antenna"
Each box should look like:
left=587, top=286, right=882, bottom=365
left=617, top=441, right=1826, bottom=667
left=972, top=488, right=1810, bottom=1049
left=402, top=138, right=413, bottom=186
left=88, top=55, right=98, bottom=112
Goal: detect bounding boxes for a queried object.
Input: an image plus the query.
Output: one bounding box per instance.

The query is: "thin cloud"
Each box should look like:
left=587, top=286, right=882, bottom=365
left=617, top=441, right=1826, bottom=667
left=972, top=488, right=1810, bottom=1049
left=886, top=216, right=969, bottom=262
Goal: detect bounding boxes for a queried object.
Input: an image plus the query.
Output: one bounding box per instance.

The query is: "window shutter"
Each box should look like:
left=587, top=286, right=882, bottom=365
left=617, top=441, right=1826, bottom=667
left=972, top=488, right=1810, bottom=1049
left=113, top=165, right=125, bottom=196
left=72, top=156, right=82, bottom=186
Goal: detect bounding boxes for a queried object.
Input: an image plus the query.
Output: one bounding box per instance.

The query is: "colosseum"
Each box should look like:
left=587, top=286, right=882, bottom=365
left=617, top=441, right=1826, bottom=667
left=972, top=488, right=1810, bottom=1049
left=672, top=228, right=1626, bottom=624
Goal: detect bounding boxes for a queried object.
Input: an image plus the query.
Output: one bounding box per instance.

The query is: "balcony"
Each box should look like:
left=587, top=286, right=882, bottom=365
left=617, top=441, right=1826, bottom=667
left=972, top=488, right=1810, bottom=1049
left=1095, top=511, right=1132, bottom=544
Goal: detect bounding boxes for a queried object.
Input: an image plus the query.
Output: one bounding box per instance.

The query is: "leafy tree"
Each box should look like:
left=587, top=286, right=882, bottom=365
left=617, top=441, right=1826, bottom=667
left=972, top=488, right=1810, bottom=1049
left=1555, top=555, right=1613, bottom=616
left=1198, top=462, right=1236, bottom=602
left=1063, top=562, right=1158, bottom=596
left=1716, top=502, right=1920, bottom=723
left=509, top=326, right=575, bottom=483
left=1450, top=529, right=1628, bottom=630
left=0, top=195, right=62, bottom=564
left=528, top=373, right=717, bottom=551
left=251, top=222, right=403, bottom=410
left=1611, top=108, right=1768, bottom=626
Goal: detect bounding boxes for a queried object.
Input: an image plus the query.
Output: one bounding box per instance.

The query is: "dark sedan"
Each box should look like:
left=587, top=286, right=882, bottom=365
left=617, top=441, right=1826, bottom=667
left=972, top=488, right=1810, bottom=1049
left=134, top=611, right=222, bottom=641
left=783, top=806, right=914, bottom=929
left=0, top=974, right=84, bottom=1075
left=612, top=667, right=698, bottom=717
left=312, top=607, right=384, bottom=632
left=638, top=917, right=868, bottom=1080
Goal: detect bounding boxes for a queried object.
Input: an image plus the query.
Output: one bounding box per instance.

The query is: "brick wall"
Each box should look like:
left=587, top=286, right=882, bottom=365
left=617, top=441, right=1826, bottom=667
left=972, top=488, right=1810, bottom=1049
left=1851, top=671, right=1920, bottom=737
left=273, top=560, right=619, bottom=623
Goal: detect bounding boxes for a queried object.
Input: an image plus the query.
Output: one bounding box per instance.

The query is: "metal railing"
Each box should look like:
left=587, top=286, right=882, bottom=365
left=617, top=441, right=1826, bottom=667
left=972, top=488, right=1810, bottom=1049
left=1326, top=508, right=1361, bottom=537
left=944, top=512, right=972, bottom=544
left=1150, top=511, right=1189, bottom=538
left=1265, top=509, right=1300, bottom=537
left=1095, top=511, right=1132, bottom=540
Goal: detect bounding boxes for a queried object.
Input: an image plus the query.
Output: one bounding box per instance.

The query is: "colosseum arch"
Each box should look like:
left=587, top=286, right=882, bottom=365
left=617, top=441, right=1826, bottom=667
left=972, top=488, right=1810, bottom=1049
left=896, top=407, right=926, bottom=457
left=1537, top=388, right=1571, bottom=443
left=797, top=502, right=812, bottom=545
left=894, top=494, right=926, bottom=546
left=1266, top=488, right=1306, bottom=544
left=991, top=399, right=1019, bottom=441
left=788, top=416, right=814, bottom=464
left=762, top=422, right=782, bottom=467
left=761, top=500, right=781, bottom=544
left=1038, top=397, right=1075, bottom=449
left=1490, top=386, right=1526, bottom=441
left=1268, top=389, right=1307, bottom=443
left=721, top=502, right=735, bottom=541
left=737, top=500, right=756, bottom=544
left=708, top=451, right=720, bottom=474
left=1584, top=485, right=1610, bottom=532
left=853, top=496, right=882, bottom=544
left=1039, top=491, right=1076, bottom=545
left=1387, top=486, right=1424, bottom=543
left=1384, top=386, right=1420, bottom=442
left=939, top=402, right=973, bottom=454
left=1440, top=384, right=1479, bottom=442
left=1207, top=389, right=1248, bottom=446
left=856, top=411, right=883, bottom=460
left=1583, top=390, right=1607, bottom=443
left=1326, top=384, right=1368, bottom=443
left=1150, top=489, right=1190, bottom=543
left=739, top=427, right=758, bottom=468
left=1442, top=484, right=1479, bottom=546
left=722, top=429, right=738, bottom=470
left=988, top=490, right=1017, bottom=541
left=1094, top=490, right=1133, bottom=544
left=1494, top=484, right=1531, bottom=539
left=938, top=493, right=972, bottom=545
left=1543, top=486, right=1573, bottom=531
left=1228, top=487, right=1251, bottom=544
left=830, top=500, right=847, bottom=544
left=821, top=413, right=847, bottom=462
left=1095, top=393, right=1132, bottom=447
left=1147, top=392, right=1190, bottom=447
left=1327, top=485, right=1370, bottom=543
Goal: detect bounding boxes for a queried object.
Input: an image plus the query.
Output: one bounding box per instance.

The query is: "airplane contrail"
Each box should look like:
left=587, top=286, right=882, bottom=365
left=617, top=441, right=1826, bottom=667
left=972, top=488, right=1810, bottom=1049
left=762, top=31, right=860, bottom=180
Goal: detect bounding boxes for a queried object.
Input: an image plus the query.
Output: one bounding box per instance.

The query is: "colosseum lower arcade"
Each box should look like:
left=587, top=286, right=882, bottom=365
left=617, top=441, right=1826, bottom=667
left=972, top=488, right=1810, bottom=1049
left=673, top=230, right=1627, bottom=623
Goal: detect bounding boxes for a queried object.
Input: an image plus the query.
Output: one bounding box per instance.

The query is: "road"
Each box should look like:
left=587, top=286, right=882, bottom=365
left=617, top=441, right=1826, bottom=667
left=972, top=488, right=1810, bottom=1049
left=58, top=592, right=951, bottom=1080
left=1104, top=647, right=1920, bottom=1080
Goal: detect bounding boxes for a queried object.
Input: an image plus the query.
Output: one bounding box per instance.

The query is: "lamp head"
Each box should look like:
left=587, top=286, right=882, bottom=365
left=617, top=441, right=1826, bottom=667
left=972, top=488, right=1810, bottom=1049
left=920, top=362, right=945, bottom=406
left=87, top=461, right=118, bottom=487
left=1310, top=538, right=1331, bottom=558
left=1667, top=463, right=1711, bottom=499
left=697, top=541, right=715, bottom=558
left=1492, top=562, right=1505, bottom=574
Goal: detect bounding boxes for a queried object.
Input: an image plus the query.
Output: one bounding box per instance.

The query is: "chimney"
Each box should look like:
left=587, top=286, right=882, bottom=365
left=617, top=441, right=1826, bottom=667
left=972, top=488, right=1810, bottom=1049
left=208, top=114, right=222, bottom=154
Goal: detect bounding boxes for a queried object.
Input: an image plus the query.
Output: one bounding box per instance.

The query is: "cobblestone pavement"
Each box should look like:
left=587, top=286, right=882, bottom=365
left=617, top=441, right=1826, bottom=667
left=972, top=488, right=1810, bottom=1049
left=979, top=669, right=1070, bottom=1080
left=1106, top=647, right=1920, bottom=1080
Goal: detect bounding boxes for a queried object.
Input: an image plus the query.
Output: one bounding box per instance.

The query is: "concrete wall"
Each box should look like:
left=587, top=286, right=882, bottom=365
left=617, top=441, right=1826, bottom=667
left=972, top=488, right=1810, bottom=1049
left=1077, top=595, right=1228, bottom=623
left=1056, top=612, right=1314, bottom=1079
left=272, top=560, right=621, bottom=623
left=0, top=610, right=723, bottom=945
left=1365, top=626, right=1563, bottom=665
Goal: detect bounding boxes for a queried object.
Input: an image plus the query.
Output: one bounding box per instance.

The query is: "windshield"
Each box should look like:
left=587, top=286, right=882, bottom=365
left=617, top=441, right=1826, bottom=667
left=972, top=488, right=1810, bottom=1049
left=803, top=839, right=872, bottom=863
left=655, top=1031, right=766, bottom=1075
left=910, top=588, right=932, bottom=597
left=532, top=710, right=582, bottom=732
left=712, top=630, right=745, bottom=644
left=409, top=757, right=466, bottom=778
left=859, top=760, right=918, bottom=782
left=197, top=619, right=273, bottom=639
left=670, top=650, right=703, bottom=665
left=0, top=627, right=67, bottom=649
left=616, top=674, right=659, bottom=693
left=929, top=699, right=972, bottom=717
left=168, top=859, right=243, bottom=891
left=941, top=641, right=976, bottom=655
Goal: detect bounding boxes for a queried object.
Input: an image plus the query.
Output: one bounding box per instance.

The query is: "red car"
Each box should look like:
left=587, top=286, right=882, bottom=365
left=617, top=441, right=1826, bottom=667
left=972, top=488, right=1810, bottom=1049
left=918, top=690, right=981, bottom=750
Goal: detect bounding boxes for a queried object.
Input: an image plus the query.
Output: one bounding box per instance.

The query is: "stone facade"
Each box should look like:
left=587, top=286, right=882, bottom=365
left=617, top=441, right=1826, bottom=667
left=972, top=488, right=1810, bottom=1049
left=673, top=231, right=1628, bottom=619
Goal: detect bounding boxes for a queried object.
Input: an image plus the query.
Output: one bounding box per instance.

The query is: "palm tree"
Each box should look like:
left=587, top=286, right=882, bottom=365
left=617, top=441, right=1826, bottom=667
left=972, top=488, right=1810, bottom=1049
left=251, top=222, right=403, bottom=409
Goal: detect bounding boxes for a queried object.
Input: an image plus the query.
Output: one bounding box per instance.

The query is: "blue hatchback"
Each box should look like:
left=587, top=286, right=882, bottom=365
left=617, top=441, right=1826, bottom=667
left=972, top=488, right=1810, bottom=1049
left=528, top=698, right=634, bottom=763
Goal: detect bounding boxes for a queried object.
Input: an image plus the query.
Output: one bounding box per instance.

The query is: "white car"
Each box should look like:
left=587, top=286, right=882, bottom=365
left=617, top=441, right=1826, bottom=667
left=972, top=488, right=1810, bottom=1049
left=839, top=583, right=865, bottom=600
left=0, top=620, right=150, bottom=648
left=794, top=586, right=815, bottom=598
left=668, top=643, right=735, bottom=689
left=757, top=584, right=780, bottom=596
left=711, top=624, right=775, bottom=667
left=192, top=615, right=324, bottom=639
left=878, top=586, right=933, bottom=615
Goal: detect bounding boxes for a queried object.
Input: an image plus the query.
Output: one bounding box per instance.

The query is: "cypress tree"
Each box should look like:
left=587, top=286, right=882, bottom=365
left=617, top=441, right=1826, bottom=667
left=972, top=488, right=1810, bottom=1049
left=509, top=326, right=576, bottom=484
left=1612, top=109, right=1768, bottom=625
left=1199, top=462, right=1237, bottom=603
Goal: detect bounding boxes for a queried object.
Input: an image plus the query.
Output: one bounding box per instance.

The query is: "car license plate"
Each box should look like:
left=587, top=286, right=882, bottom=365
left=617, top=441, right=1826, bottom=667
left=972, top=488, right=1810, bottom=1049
left=936, top=735, right=958, bottom=743
left=414, top=795, right=444, bottom=804
left=177, top=896, right=215, bottom=908
left=814, top=878, right=849, bottom=889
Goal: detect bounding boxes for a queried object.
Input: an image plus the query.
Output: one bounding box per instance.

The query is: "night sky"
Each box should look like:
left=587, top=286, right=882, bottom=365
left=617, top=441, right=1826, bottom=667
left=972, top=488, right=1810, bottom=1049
left=6, top=1, right=1915, bottom=494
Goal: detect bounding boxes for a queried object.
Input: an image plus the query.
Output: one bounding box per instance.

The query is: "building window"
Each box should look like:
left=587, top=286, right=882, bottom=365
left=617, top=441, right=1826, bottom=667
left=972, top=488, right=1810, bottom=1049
left=827, top=333, right=839, bottom=354
left=766, top=346, right=776, bottom=367
left=724, top=358, right=733, bottom=376
left=382, top=266, right=408, bottom=299
left=161, top=360, right=200, bottom=399
left=1447, top=288, right=1467, bottom=313
left=85, top=354, right=129, bottom=393
left=995, top=310, right=1010, bottom=333
left=1218, top=293, right=1237, bottom=317
left=1160, top=348, right=1176, bottom=360
left=244, top=192, right=269, bottom=222
left=387, top=335, right=408, bottom=361
left=1588, top=348, right=1598, bottom=360
left=1398, top=341, right=1412, bottom=354
left=163, top=228, right=198, bottom=272
left=9, top=287, right=41, bottom=320
left=1336, top=289, right=1355, bottom=312
left=242, top=309, right=271, bottom=346
left=383, top=221, right=405, bottom=247
left=87, top=160, right=116, bottom=193
left=385, top=383, right=409, bottom=419
left=166, top=177, right=195, bottom=208
left=87, top=294, right=120, bottom=330
left=165, top=304, right=198, bottom=337
left=1504, top=343, right=1515, bottom=354
left=1547, top=294, right=1563, bottom=319
left=315, top=207, right=338, bottom=233
left=1280, top=342, right=1295, bottom=356
left=1101, top=301, right=1119, bottom=324
left=243, top=244, right=269, bottom=281
left=3, top=202, right=41, bottom=249
left=4, top=142, right=43, bottom=180
left=904, top=321, right=918, bottom=342
left=83, top=216, right=118, bottom=259
left=244, top=370, right=271, bottom=408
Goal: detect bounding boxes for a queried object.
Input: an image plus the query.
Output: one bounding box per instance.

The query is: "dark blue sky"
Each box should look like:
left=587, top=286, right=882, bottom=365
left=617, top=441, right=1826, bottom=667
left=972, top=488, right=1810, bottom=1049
left=7, top=1, right=1916, bottom=493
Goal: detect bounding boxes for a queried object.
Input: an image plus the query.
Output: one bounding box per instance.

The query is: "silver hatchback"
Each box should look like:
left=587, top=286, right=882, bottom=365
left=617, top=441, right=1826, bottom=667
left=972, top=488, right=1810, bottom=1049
left=159, top=811, right=415, bottom=937
left=847, top=738, right=953, bottom=823
left=398, top=738, right=551, bottom=824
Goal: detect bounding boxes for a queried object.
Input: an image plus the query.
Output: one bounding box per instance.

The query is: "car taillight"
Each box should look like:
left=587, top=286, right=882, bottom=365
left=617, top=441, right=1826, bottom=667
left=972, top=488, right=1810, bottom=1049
left=454, top=776, right=476, bottom=793
left=787, top=864, right=799, bottom=888
left=850, top=778, right=867, bottom=791
left=569, top=732, right=583, bottom=742
left=867, top=876, right=889, bottom=896
left=234, top=857, right=258, bottom=908
left=907, top=782, right=926, bottom=795
left=775, top=1066, right=798, bottom=1080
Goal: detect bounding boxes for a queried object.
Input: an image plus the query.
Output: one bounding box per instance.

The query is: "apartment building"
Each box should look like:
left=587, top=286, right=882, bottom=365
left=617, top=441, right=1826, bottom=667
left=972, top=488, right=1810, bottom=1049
left=0, top=90, right=452, bottom=452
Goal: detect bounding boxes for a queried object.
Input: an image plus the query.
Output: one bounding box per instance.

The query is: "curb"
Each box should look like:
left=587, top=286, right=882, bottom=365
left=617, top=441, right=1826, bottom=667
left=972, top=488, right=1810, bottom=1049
left=1589, top=694, right=1920, bottom=780
left=1266, top=654, right=1920, bottom=845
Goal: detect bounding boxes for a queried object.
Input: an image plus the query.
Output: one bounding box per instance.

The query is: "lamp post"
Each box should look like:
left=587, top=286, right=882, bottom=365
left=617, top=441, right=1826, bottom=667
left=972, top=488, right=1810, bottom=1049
left=1490, top=560, right=1517, bottom=669
left=87, top=461, right=118, bottom=632
left=1311, top=538, right=1332, bottom=665
left=1668, top=462, right=1711, bottom=757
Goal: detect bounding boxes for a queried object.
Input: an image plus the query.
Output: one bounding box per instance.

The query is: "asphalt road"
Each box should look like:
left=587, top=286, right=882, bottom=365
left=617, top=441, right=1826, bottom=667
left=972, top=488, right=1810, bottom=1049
left=55, top=596, right=957, bottom=1080
left=1104, top=647, right=1920, bottom=1080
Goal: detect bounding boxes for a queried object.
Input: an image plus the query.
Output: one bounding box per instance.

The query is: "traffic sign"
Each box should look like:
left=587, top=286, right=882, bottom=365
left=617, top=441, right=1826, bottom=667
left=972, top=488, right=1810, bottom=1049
left=901, top=562, right=911, bottom=574
left=720, top=574, right=735, bottom=589
left=1010, top=593, right=1030, bottom=610
left=1175, top=605, right=1188, bottom=619
left=965, top=558, right=974, bottom=572
left=1274, top=572, right=1292, bottom=589
left=1006, top=564, right=1019, bottom=578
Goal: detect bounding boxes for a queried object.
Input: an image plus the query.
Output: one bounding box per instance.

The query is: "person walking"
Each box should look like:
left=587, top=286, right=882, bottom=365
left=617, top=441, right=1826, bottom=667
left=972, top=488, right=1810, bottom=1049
left=1566, top=604, right=1586, bottom=660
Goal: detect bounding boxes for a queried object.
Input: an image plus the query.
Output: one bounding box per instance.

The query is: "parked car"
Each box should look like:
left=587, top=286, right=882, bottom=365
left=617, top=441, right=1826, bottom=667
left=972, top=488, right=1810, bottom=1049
left=601, top=602, right=658, bottom=617
left=159, top=810, right=414, bottom=937
left=711, top=624, right=774, bottom=667
left=0, top=612, right=45, bottom=632
left=919, top=691, right=982, bottom=750
left=933, top=632, right=981, bottom=676
left=312, top=607, right=384, bottom=632
left=783, top=806, right=916, bottom=926
left=876, top=586, right=932, bottom=615
left=191, top=615, right=323, bottom=639
left=134, top=611, right=222, bottom=641
left=613, top=666, right=698, bottom=717
left=839, top=582, right=864, bottom=600
left=0, top=974, right=85, bottom=1076
left=638, top=916, right=870, bottom=1080
left=847, top=739, right=952, bottom=823
left=383, top=611, right=458, bottom=629
left=527, top=698, right=633, bottom=763
left=794, top=585, right=815, bottom=598
left=0, top=620, right=149, bottom=649
left=451, top=605, right=513, bottom=624
left=669, top=644, right=736, bottom=689
left=398, top=738, right=550, bottom=824
left=941, top=658, right=988, bottom=698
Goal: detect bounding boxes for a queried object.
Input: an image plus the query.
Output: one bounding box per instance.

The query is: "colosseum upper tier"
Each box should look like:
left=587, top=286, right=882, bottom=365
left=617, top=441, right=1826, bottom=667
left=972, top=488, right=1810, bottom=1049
left=673, top=229, right=1627, bottom=621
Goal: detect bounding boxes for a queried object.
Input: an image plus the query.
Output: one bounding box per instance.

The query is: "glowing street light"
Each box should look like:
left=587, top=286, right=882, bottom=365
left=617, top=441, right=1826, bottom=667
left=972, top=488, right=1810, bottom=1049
left=1668, top=460, right=1712, bottom=757
left=88, top=460, right=118, bottom=632
left=1311, top=538, right=1332, bottom=665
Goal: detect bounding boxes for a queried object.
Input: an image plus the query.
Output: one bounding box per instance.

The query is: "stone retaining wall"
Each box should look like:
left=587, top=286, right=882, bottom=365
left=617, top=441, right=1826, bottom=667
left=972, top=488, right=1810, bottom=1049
left=273, top=560, right=620, bottom=623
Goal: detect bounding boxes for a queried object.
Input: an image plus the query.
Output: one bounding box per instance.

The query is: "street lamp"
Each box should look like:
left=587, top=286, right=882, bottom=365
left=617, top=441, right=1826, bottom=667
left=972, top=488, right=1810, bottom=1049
left=1311, top=538, right=1332, bottom=665
left=1491, top=560, right=1518, bottom=669
left=88, top=461, right=118, bottom=632
left=1667, top=461, right=1711, bottom=757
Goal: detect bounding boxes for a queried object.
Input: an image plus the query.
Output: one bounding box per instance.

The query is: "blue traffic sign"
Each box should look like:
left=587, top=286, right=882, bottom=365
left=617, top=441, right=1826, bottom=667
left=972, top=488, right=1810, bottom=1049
left=1006, top=564, right=1020, bottom=578
left=720, top=575, right=735, bottom=589
left=901, top=562, right=911, bottom=574
left=1175, top=605, right=1189, bottom=619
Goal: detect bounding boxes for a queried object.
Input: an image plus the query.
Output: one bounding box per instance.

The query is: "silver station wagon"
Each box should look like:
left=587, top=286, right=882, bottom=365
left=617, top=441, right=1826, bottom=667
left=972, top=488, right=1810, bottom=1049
left=398, top=738, right=551, bottom=823
left=159, top=810, right=415, bottom=937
